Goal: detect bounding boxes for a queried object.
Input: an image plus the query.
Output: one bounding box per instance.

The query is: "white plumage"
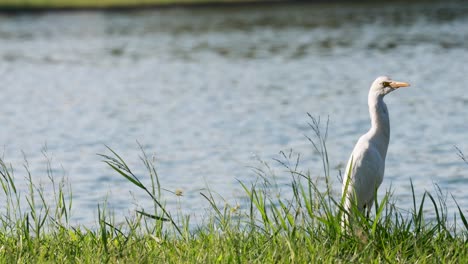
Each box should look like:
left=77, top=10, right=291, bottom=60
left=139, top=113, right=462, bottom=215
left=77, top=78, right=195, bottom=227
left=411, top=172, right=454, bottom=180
left=342, top=76, right=410, bottom=221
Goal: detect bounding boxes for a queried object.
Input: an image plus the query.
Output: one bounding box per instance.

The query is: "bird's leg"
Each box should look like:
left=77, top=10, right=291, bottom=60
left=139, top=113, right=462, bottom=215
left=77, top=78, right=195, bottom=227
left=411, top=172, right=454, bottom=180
left=363, top=204, right=370, bottom=219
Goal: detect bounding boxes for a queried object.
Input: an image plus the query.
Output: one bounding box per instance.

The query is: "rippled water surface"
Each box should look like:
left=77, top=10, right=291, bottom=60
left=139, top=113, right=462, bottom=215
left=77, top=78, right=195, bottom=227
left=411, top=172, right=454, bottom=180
left=0, top=2, right=467, bottom=224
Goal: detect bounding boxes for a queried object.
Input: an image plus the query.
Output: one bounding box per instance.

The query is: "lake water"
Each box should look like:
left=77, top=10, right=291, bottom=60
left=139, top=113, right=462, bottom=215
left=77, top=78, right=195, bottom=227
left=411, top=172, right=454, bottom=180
left=0, top=2, right=467, bottom=226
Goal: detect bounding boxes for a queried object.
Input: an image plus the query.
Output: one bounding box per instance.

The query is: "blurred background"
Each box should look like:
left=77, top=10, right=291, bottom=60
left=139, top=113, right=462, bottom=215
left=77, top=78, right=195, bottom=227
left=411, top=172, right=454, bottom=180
left=0, top=0, right=466, bottom=226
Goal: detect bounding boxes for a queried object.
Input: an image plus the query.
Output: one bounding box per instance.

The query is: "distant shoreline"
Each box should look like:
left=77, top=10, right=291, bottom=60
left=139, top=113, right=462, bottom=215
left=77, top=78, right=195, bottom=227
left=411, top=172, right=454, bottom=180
left=0, top=0, right=448, bottom=13
left=1, top=0, right=285, bottom=13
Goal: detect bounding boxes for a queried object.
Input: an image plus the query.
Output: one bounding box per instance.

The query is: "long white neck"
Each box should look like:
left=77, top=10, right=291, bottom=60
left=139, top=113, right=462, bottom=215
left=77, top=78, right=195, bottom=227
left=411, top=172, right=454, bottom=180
left=368, top=91, right=390, bottom=159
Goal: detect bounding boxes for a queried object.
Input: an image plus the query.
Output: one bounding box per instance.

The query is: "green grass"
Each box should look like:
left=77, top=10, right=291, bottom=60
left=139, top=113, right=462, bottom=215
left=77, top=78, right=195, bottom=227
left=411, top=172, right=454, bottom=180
left=0, top=116, right=467, bottom=263
left=0, top=0, right=263, bottom=9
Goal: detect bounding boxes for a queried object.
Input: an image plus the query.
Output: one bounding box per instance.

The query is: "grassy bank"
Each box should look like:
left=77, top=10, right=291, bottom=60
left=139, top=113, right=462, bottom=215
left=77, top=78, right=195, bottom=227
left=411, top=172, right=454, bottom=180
left=0, top=117, right=467, bottom=263
left=0, top=0, right=272, bottom=9
left=0, top=0, right=453, bottom=9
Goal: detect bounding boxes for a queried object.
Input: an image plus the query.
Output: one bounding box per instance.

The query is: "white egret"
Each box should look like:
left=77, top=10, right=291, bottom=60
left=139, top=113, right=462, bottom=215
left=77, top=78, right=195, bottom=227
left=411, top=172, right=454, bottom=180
left=342, top=76, right=410, bottom=223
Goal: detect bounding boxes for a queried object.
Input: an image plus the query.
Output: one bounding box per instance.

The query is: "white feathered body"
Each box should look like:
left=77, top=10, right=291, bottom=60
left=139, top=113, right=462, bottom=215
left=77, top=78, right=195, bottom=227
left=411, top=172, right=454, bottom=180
left=342, top=92, right=390, bottom=214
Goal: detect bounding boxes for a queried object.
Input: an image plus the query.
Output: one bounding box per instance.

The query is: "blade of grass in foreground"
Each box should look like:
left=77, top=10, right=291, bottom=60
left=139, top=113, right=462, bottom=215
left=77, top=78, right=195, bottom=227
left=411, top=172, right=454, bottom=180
left=98, top=146, right=183, bottom=237
left=452, top=194, right=468, bottom=231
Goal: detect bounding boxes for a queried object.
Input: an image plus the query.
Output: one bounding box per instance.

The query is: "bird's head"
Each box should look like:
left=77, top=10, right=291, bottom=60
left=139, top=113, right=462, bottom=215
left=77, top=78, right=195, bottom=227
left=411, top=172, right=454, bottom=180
left=371, top=76, right=410, bottom=96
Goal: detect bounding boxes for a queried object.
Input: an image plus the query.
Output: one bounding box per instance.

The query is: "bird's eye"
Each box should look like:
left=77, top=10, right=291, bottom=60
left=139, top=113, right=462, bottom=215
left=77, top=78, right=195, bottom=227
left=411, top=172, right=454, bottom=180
left=382, top=81, right=390, bottom=87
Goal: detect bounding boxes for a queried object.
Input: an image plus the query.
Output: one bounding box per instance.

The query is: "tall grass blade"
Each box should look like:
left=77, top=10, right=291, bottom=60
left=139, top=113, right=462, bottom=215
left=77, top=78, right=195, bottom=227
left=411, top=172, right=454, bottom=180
left=99, top=147, right=183, bottom=237
left=426, top=192, right=441, bottom=232
left=372, top=193, right=389, bottom=235
left=452, top=194, right=468, bottom=231
left=103, top=161, right=144, bottom=189
left=136, top=210, right=170, bottom=222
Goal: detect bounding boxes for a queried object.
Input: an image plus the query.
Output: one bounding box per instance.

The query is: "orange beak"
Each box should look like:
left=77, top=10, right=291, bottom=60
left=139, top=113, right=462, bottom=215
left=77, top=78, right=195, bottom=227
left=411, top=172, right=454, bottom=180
left=389, top=81, right=410, bottom=89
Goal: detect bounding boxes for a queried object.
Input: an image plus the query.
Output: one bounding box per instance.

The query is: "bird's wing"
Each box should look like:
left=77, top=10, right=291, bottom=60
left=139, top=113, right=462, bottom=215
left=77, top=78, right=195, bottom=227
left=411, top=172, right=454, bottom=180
left=342, top=136, right=385, bottom=209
